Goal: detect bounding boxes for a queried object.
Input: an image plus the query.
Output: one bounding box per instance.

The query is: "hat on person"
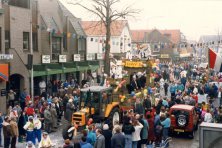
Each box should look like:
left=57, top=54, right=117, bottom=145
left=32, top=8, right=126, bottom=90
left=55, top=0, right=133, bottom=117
left=27, top=141, right=33, bottom=147
left=103, top=124, right=109, bottom=130
left=43, top=132, right=48, bottom=135
left=28, top=116, right=33, bottom=120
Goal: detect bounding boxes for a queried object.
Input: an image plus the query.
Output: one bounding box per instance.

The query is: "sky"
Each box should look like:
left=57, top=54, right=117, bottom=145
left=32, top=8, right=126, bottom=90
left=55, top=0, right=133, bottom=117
left=60, top=0, right=222, bottom=41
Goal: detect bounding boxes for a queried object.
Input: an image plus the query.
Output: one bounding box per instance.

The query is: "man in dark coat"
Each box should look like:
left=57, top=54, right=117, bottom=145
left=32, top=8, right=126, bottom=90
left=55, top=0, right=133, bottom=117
left=111, top=125, right=125, bottom=148
left=143, top=96, right=152, bottom=113
left=2, top=116, right=13, bottom=148
left=102, top=124, right=112, bottom=148
left=44, top=106, right=53, bottom=133
left=64, top=99, right=75, bottom=122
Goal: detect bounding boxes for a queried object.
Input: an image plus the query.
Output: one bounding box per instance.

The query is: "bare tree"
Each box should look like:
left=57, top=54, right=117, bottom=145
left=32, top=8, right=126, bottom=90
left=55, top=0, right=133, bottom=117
left=68, top=0, right=139, bottom=75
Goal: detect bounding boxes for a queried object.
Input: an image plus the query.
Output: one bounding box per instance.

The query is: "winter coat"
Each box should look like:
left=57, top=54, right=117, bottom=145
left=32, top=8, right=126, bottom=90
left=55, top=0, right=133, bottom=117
left=94, top=134, right=105, bottom=148
left=135, top=102, right=144, bottom=114
left=143, top=98, right=151, bottom=110
left=38, top=136, right=52, bottom=148
left=10, top=120, right=19, bottom=137
left=44, top=109, right=53, bottom=124
left=0, top=116, right=3, bottom=128
left=102, top=130, right=112, bottom=148
left=141, top=119, right=149, bottom=140
left=80, top=142, right=93, bottom=148
left=2, top=121, right=13, bottom=138
left=64, top=102, right=75, bottom=122
left=122, top=123, right=135, bottom=135
left=18, top=115, right=27, bottom=136
left=23, top=121, right=34, bottom=131
left=111, top=133, right=125, bottom=148
left=50, top=107, right=57, bottom=127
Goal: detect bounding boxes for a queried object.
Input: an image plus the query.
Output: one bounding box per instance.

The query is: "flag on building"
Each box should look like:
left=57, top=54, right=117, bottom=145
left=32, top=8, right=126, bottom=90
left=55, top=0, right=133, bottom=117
left=209, top=48, right=222, bottom=72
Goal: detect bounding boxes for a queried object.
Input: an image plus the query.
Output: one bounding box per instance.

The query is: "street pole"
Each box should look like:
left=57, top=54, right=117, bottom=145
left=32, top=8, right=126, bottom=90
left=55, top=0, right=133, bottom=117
left=30, top=2, right=34, bottom=102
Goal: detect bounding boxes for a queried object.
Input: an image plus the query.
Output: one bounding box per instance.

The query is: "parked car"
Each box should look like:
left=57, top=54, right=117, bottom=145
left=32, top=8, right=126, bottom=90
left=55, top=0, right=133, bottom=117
left=169, top=104, right=198, bottom=138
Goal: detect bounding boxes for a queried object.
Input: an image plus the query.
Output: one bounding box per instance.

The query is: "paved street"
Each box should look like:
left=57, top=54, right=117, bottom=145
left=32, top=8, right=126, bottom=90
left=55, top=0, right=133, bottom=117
left=171, top=130, right=199, bottom=148
left=15, top=125, right=199, bottom=148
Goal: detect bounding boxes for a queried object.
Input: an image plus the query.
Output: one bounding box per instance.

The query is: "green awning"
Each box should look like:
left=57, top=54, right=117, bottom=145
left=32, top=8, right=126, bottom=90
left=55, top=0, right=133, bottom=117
left=77, top=66, right=89, bottom=72
left=89, top=65, right=99, bottom=71
left=33, top=65, right=47, bottom=77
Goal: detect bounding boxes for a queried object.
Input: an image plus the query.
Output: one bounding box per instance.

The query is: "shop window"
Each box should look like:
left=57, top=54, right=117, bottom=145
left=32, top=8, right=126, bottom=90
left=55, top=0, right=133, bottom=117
left=5, top=31, right=10, bottom=49
left=52, top=37, right=61, bottom=60
left=153, top=44, right=160, bottom=52
left=91, top=38, right=94, bottom=41
left=95, top=38, right=98, bottom=42
left=23, top=32, right=29, bottom=51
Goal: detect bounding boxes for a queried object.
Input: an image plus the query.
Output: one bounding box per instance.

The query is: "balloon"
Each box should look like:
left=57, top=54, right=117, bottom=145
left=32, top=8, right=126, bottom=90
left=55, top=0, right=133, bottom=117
left=119, top=95, right=122, bottom=99
left=131, top=91, right=135, bottom=97
left=121, top=98, right=124, bottom=103
left=143, top=89, right=148, bottom=94
left=122, top=95, right=126, bottom=99
left=136, top=92, right=142, bottom=97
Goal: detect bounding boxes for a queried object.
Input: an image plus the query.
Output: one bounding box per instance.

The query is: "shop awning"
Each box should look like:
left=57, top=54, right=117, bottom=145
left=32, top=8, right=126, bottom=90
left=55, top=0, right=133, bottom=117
left=33, top=65, right=47, bottom=77
left=63, top=62, right=77, bottom=73
left=0, top=64, right=9, bottom=81
left=33, top=61, right=99, bottom=77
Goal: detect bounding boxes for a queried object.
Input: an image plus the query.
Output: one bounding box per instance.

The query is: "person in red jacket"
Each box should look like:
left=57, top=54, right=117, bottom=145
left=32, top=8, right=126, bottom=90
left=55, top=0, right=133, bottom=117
left=24, top=101, right=35, bottom=116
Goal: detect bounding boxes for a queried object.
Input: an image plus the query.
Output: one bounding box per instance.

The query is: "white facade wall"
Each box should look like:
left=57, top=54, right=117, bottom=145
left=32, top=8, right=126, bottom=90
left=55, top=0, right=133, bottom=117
left=86, top=24, right=132, bottom=54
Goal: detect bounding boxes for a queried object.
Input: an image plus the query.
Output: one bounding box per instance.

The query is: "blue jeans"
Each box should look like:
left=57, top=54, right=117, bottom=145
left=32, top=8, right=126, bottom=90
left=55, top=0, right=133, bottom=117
left=132, top=141, right=138, bottom=148
left=34, top=129, right=41, bottom=143
left=163, top=128, right=169, bottom=148
left=125, top=134, right=132, bottom=148
left=26, top=131, right=35, bottom=145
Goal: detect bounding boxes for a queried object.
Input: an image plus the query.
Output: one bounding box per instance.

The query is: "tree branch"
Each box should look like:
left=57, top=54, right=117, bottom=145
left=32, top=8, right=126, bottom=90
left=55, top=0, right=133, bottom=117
left=68, top=1, right=106, bottom=24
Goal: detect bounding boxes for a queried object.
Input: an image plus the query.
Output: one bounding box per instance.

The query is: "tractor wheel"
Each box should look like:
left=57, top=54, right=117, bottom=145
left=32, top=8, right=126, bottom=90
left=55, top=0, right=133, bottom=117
left=108, top=107, right=120, bottom=128
left=62, top=125, right=74, bottom=140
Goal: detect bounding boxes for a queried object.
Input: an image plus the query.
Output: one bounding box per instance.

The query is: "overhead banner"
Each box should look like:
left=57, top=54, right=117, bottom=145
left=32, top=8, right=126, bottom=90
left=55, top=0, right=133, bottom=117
left=0, top=64, right=9, bottom=81
left=124, top=61, right=143, bottom=68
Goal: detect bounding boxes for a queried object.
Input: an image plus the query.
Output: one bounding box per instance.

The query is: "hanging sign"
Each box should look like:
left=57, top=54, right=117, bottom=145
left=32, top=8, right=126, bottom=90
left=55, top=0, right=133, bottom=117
left=0, top=64, right=9, bottom=81
left=97, top=53, right=104, bottom=60
left=86, top=54, right=93, bottom=61
left=42, top=55, right=50, bottom=64
left=73, top=54, right=81, bottom=61
left=123, top=61, right=143, bottom=68
left=59, top=55, right=67, bottom=63
left=0, top=54, right=13, bottom=60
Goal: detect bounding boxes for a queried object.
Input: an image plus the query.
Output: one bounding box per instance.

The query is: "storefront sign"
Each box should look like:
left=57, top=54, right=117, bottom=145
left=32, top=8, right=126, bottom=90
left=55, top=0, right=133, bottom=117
left=86, top=54, right=93, bottom=61
left=1, top=89, right=6, bottom=96
left=42, top=55, right=50, bottom=64
left=160, top=54, right=169, bottom=58
left=124, top=61, right=143, bottom=68
left=97, top=53, right=104, bottom=60
left=0, top=54, right=13, bottom=60
left=59, top=55, right=67, bottom=63
left=73, top=54, right=81, bottom=61
left=0, top=64, right=9, bottom=81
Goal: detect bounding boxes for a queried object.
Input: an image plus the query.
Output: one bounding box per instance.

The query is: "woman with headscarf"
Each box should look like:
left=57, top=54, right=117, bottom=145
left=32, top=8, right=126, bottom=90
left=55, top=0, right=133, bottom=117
left=38, top=132, right=52, bottom=148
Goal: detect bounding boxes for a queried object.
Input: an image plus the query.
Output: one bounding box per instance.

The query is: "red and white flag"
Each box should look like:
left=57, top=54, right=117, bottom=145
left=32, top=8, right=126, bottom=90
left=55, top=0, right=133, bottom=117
left=209, top=48, right=222, bottom=72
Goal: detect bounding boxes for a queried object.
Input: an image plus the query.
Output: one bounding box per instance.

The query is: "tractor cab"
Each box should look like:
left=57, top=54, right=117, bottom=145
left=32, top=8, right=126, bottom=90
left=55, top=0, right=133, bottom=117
left=72, top=86, right=120, bottom=127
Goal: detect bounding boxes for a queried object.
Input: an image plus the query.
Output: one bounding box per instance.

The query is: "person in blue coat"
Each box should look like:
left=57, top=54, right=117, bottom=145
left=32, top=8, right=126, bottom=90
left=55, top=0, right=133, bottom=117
left=80, top=136, right=93, bottom=148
